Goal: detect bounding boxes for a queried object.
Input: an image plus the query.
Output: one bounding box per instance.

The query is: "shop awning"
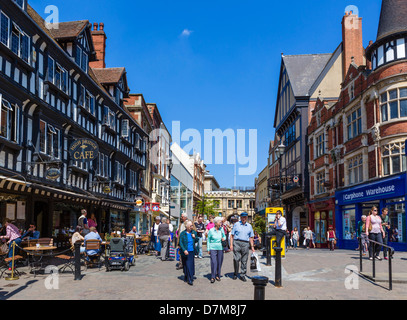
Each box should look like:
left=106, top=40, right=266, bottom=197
left=30, top=183, right=100, bottom=204
left=0, top=175, right=30, bottom=192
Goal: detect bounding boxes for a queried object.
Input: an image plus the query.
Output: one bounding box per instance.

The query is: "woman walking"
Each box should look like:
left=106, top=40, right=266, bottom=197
left=327, top=226, right=336, bottom=251
left=179, top=221, right=199, bottom=285
left=365, top=206, right=385, bottom=261
left=291, top=227, right=299, bottom=249
left=207, top=217, right=226, bottom=283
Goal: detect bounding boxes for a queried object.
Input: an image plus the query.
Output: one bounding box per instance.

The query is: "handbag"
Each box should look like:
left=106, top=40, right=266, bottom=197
left=0, top=242, right=9, bottom=255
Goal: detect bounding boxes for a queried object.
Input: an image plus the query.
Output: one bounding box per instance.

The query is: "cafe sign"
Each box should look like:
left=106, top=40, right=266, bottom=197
left=46, top=167, right=61, bottom=180
left=69, top=138, right=99, bottom=162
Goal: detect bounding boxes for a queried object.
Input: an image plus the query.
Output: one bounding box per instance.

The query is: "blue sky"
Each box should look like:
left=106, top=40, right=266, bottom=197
left=30, top=0, right=382, bottom=188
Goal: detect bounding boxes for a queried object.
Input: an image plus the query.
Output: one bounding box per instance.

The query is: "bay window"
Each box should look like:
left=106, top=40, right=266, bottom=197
left=381, top=87, right=407, bottom=121
left=382, top=142, right=406, bottom=176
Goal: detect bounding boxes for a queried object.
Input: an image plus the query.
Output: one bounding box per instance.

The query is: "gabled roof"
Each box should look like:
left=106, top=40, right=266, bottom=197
left=92, top=67, right=126, bottom=84
left=282, top=53, right=333, bottom=97
left=49, top=20, right=89, bottom=40
left=377, top=0, right=407, bottom=41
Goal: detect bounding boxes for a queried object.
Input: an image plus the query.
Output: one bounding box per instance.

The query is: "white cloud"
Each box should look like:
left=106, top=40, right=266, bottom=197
left=181, top=29, right=193, bottom=37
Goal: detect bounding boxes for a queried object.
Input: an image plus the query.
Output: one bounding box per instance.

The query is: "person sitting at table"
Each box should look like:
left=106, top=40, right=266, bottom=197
left=129, top=226, right=140, bottom=237
left=21, top=223, right=40, bottom=241
left=0, top=219, right=22, bottom=269
left=71, top=226, right=85, bottom=253
left=84, top=227, right=102, bottom=256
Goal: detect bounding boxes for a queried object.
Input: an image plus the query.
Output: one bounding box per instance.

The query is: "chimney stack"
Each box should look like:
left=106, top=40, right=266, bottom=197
left=342, top=11, right=365, bottom=79
left=90, top=22, right=107, bottom=69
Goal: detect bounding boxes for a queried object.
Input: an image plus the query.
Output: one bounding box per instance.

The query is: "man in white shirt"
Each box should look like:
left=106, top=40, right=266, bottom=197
left=267, top=210, right=287, bottom=249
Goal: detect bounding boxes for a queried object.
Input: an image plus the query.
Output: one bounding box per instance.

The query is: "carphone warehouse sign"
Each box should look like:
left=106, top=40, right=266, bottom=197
left=336, top=174, right=405, bottom=205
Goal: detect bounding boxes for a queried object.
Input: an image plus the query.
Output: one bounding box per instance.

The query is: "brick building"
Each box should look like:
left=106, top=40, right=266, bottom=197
left=308, top=0, right=407, bottom=251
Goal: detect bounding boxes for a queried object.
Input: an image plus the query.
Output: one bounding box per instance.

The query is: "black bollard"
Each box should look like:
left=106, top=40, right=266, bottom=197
left=265, top=235, right=272, bottom=266
left=275, top=247, right=282, bottom=287
left=251, top=276, right=269, bottom=300
left=74, top=241, right=82, bottom=280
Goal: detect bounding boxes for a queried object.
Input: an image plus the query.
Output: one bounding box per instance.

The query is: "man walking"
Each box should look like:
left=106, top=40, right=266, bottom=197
left=230, top=212, right=255, bottom=282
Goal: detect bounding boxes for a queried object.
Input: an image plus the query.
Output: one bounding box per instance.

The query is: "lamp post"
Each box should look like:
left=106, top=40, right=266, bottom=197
left=276, top=144, right=286, bottom=208
left=167, top=158, right=173, bottom=223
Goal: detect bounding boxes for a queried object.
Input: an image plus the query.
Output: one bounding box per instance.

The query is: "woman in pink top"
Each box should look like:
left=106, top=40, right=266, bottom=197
left=365, top=206, right=385, bottom=261
left=205, top=216, right=215, bottom=234
left=0, top=219, right=22, bottom=268
left=88, top=213, right=97, bottom=229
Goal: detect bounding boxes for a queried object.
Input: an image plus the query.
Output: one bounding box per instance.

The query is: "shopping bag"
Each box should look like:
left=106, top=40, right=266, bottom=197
left=168, top=244, right=176, bottom=260
left=176, top=248, right=180, bottom=261
left=250, top=252, right=261, bottom=272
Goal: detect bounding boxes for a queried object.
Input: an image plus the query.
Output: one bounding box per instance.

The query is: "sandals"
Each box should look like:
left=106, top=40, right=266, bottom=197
left=210, top=278, right=215, bottom=283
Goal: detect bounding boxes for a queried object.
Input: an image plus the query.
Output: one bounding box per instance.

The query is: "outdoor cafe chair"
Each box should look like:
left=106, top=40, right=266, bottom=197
left=84, top=239, right=102, bottom=270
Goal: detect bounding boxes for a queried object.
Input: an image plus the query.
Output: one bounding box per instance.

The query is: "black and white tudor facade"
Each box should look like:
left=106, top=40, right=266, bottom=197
left=0, top=0, right=147, bottom=238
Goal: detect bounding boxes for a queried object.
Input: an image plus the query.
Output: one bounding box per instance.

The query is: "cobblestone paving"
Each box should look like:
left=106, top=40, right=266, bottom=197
left=1, top=246, right=406, bottom=300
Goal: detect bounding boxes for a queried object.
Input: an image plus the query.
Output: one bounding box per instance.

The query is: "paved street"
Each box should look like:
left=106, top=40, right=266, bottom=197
left=0, top=245, right=406, bottom=300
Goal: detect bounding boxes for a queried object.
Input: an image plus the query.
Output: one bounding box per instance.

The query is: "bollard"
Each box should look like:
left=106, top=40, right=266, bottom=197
left=5, top=241, right=19, bottom=281
left=266, top=235, right=272, bottom=266
left=275, top=247, right=282, bottom=287
left=74, top=241, right=82, bottom=280
left=251, top=276, right=269, bottom=300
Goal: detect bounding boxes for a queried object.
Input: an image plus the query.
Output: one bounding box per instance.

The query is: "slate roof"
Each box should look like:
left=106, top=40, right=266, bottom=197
left=282, top=53, right=333, bottom=97
left=377, top=0, right=407, bottom=41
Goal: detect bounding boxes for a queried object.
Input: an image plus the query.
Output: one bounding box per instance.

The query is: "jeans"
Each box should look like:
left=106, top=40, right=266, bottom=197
left=8, top=237, right=22, bottom=267
left=292, top=238, right=298, bottom=249
left=195, top=236, right=203, bottom=257
left=368, top=232, right=383, bottom=258
left=383, top=233, right=388, bottom=258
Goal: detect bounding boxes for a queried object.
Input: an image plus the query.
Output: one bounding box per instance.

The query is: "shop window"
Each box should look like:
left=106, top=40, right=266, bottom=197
left=382, top=142, right=406, bottom=176
left=343, top=208, right=356, bottom=240
left=385, top=198, right=406, bottom=243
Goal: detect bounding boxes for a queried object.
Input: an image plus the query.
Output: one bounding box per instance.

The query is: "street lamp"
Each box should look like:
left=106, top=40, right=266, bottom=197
left=276, top=143, right=286, bottom=207
left=167, top=158, right=173, bottom=223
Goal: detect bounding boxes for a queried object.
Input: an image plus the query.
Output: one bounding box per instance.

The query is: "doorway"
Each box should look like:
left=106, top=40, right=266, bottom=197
left=34, top=201, right=49, bottom=237
left=314, top=211, right=327, bottom=247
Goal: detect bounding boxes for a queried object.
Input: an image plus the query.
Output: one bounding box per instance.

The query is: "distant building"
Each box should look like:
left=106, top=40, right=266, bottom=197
left=204, top=189, right=255, bottom=223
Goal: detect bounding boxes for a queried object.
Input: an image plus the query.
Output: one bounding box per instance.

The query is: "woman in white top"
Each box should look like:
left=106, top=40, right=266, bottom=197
left=291, top=227, right=299, bottom=250
left=365, top=206, right=385, bottom=260
left=71, top=226, right=85, bottom=253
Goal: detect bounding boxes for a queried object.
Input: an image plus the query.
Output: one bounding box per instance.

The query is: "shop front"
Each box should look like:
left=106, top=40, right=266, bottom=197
left=335, top=173, right=407, bottom=251
left=308, top=198, right=335, bottom=248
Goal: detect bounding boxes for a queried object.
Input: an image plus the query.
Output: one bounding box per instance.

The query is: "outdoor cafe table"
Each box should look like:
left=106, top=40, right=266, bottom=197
left=24, top=246, right=57, bottom=275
